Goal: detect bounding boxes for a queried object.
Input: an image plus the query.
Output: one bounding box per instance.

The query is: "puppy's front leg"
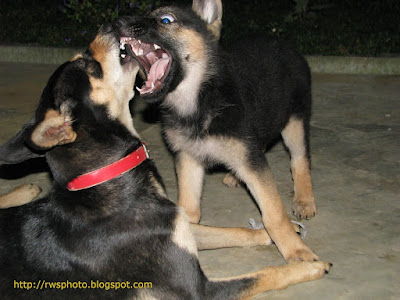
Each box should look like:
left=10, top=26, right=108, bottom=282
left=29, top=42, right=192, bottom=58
left=190, top=224, right=273, bottom=250
left=176, top=151, right=204, bottom=223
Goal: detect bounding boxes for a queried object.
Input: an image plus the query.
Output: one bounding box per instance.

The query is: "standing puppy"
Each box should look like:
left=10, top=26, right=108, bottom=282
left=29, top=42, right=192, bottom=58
left=115, top=0, right=318, bottom=262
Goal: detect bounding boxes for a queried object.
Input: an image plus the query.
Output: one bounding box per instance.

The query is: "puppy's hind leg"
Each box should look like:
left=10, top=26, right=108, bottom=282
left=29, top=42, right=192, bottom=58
left=0, top=184, right=41, bottom=209
left=282, top=116, right=317, bottom=219
left=206, top=261, right=331, bottom=299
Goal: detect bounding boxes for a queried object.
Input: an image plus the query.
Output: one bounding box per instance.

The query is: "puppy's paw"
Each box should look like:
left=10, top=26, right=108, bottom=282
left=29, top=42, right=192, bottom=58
left=0, top=184, right=41, bottom=209
left=286, top=247, right=319, bottom=263
left=24, top=184, right=42, bottom=198
left=15, top=184, right=41, bottom=204
left=222, top=173, right=241, bottom=187
left=295, top=260, right=332, bottom=281
left=292, top=199, right=317, bottom=220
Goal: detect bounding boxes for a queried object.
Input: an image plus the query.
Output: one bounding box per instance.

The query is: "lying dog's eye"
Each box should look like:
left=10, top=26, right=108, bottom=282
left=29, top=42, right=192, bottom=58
left=160, top=14, right=175, bottom=24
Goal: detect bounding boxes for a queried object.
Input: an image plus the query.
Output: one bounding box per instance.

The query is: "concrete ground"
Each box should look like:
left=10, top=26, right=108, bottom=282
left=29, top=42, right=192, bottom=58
left=0, top=62, right=399, bottom=299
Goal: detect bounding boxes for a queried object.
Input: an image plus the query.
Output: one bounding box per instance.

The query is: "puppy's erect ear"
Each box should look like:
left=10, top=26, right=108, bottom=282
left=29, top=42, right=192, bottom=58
left=192, top=0, right=223, bottom=39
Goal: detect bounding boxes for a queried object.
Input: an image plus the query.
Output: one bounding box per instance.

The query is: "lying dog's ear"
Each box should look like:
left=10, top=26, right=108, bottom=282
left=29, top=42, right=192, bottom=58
left=29, top=108, right=77, bottom=150
left=0, top=104, right=77, bottom=164
left=192, top=0, right=223, bottom=39
left=0, top=118, right=44, bottom=165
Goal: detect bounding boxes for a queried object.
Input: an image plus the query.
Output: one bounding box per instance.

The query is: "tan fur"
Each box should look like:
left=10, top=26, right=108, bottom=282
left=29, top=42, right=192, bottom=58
left=175, top=151, right=204, bottom=223
left=148, top=172, right=168, bottom=199
left=281, top=117, right=316, bottom=219
left=166, top=131, right=249, bottom=222
left=165, top=129, right=248, bottom=164
left=222, top=172, right=241, bottom=187
left=70, top=53, right=84, bottom=62
left=190, top=220, right=300, bottom=250
left=159, top=25, right=213, bottom=116
left=134, top=290, right=159, bottom=300
left=177, top=28, right=207, bottom=61
left=231, top=261, right=331, bottom=299
left=89, top=34, right=140, bottom=138
left=171, top=208, right=198, bottom=256
left=192, top=0, right=223, bottom=39
left=31, top=108, right=77, bottom=149
left=235, top=165, right=318, bottom=262
left=190, top=224, right=272, bottom=250
left=0, top=184, right=41, bottom=209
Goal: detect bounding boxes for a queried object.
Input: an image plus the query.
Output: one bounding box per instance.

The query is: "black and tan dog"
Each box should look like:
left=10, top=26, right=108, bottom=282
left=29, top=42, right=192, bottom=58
left=0, top=24, right=330, bottom=299
left=114, top=0, right=320, bottom=262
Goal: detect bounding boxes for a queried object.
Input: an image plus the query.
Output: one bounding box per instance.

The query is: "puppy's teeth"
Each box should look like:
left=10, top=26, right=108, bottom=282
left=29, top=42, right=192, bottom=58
left=154, top=44, right=161, bottom=50
left=120, top=43, right=125, bottom=50
left=138, top=40, right=142, bottom=44
left=121, top=54, right=126, bottom=58
left=151, top=82, right=155, bottom=88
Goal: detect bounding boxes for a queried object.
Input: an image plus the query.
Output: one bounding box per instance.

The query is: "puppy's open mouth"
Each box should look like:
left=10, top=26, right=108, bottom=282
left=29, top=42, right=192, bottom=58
left=120, top=38, right=171, bottom=96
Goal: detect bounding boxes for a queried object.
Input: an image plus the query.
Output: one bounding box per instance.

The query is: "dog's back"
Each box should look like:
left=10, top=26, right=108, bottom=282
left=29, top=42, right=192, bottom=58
left=213, top=35, right=312, bottom=146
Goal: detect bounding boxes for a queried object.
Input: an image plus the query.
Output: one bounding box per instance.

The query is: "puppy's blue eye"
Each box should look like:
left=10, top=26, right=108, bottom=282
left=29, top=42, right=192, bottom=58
left=161, top=15, right=175, bottom=24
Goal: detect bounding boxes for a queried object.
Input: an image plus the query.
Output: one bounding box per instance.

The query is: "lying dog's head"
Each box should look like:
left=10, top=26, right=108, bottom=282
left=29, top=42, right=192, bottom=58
left=114, top=0, right=223, bottom=109
left=0, top=25, right=139, bottom=181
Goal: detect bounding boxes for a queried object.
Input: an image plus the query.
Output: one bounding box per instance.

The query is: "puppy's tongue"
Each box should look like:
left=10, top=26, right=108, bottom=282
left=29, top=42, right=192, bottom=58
left=137, top=53, right=170, bottom=95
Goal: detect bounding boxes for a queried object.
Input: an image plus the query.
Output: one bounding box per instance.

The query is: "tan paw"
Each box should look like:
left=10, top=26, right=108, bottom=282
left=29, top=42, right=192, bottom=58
left=222, top=172, right=241, bottom=187
left=24, top=184, right=42, bottom=198
left=285, top=246, right=319, bottom=263
left=292, top=199, right=317, bottom=219
left=0, top=184, right=41, bottom=209
left=295, top=260, right=332, bottom=280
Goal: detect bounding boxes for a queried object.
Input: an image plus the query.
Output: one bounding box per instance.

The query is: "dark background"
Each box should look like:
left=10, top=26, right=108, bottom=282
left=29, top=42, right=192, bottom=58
left=0, top=0, right=399, bottom=56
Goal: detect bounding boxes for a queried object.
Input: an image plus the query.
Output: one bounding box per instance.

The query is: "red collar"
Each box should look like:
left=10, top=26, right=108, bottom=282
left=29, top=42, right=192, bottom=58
left=67, top=143, right=149, bottom=191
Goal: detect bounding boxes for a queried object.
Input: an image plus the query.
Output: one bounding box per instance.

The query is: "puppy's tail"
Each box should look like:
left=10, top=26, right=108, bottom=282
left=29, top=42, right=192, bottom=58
left=206, top=261, right=331, bottom=299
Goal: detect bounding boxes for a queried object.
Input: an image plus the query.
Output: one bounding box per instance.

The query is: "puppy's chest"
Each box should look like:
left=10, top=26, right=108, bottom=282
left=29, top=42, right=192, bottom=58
left=164, top=128, right=246, bottom=165
left=164, top=128, right=212, bottom=160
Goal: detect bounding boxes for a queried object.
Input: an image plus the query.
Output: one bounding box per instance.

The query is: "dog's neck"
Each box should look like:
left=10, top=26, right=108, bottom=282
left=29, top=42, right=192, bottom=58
left=45, top=137, right=149, bottom=218
left=67, top=143, right=149, bottom=191
left=161, top=54, right=234, bottom=136
left=163, top=60, right=207, bottom=116
left=46, top=124, right=143, bottom=190
left=162, top=41, right=220, bottom=118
